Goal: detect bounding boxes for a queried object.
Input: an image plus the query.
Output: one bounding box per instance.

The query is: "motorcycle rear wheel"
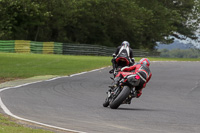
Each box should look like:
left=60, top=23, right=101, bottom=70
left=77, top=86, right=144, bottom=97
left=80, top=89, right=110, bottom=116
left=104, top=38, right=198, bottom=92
left=109, top=86, right=130, bottom=109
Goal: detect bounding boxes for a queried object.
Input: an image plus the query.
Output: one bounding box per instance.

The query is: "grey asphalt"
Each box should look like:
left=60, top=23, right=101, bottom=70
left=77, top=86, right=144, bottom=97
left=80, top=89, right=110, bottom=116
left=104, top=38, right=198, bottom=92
left=1, top=62, right=200, bottom=133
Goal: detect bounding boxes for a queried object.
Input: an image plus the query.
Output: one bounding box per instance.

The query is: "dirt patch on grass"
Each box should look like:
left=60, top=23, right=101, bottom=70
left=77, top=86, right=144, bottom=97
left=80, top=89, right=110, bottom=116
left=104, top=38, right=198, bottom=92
left=0, top=77, right=19, bottom=84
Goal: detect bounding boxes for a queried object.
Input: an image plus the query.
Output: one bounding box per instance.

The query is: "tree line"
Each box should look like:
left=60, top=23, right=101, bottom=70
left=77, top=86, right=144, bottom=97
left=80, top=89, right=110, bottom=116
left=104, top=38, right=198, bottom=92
left=0, top=0, right=199, bottom=49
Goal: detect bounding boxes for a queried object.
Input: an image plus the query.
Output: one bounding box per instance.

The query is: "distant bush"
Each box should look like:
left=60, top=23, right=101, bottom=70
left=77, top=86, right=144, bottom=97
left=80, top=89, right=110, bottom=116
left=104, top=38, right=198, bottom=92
left=158, top=49, right=200, bottom=58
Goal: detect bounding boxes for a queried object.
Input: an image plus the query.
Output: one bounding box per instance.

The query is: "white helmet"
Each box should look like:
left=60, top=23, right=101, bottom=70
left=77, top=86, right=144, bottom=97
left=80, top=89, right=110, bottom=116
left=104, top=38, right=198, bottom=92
left=140, top=58, right=150, bottom=67
left=121, top=41, right=130, bottom=47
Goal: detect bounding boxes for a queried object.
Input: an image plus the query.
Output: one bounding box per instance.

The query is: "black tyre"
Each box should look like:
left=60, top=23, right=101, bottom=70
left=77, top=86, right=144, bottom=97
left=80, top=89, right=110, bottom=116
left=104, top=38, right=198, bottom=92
left=103, top=97, right=109, bottom=107
left=110, top=86, right=131, bottom=109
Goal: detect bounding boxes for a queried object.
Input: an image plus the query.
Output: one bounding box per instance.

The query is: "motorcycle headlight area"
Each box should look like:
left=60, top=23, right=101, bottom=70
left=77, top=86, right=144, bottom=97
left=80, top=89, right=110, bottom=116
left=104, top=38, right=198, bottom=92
left=127, top=75, right=140, bottom=86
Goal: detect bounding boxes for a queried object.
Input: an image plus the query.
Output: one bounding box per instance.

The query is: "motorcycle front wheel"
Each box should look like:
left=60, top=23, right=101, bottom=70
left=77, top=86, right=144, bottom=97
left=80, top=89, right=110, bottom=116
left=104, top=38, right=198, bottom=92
left=103, top=97, right=110, bottom=107
left=109, top=86, right=131, bottom=109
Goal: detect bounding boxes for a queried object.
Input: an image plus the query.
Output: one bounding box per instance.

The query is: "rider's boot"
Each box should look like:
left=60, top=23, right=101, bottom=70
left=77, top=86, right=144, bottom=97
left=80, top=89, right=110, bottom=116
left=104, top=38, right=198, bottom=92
left=135, top=89, right=142, bottom=98
left=109, top=76, right=121, bottom=89
left=109, top=60, right=116, bottom=74
left=108, top=84, right=117, bottom=89
left=109, top=69, right=114, bottom=74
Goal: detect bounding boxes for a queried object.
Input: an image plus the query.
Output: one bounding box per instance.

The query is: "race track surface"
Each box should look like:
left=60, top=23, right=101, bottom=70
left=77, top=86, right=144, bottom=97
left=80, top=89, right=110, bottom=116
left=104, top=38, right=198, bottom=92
left=1, top=62, right=200, bottom=133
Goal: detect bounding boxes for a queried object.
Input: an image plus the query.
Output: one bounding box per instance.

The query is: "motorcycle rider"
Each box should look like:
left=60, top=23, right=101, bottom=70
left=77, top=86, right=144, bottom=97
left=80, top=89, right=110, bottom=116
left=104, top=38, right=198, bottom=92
left=109, top=41, right=135, bottom=74
left=121, top=58, right=152, bottom=98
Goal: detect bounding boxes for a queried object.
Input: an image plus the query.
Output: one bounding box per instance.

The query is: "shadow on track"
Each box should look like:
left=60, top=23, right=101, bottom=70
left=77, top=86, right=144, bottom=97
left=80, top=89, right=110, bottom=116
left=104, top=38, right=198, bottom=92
left=116, top=107, right=164, bottom=112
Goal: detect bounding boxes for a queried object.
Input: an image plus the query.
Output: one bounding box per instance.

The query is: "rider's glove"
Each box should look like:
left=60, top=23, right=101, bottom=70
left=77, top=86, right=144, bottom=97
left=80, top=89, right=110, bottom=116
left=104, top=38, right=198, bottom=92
left=131, top=58, right=135, bottom=64
left=112, top=53, right=116, bottom=57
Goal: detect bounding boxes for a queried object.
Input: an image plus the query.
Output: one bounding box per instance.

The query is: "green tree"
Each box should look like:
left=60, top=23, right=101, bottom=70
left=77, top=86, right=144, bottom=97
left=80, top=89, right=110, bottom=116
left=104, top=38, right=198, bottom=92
left=0, top=0, right=199, bottom=50
left=134, top=0, right=199, bottom=49
left=32, top=0, right=75, bottom=42
left=0, top=0, right=50, bottom=40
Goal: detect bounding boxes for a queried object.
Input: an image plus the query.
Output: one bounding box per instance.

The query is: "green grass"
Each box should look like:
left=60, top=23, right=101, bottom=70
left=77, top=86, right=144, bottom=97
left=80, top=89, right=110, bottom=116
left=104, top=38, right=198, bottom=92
left=0, top=114, right=53, bottom=133
left=0, top=52, right=200, bottom=132
left=0, top=52, right=112, bottom=78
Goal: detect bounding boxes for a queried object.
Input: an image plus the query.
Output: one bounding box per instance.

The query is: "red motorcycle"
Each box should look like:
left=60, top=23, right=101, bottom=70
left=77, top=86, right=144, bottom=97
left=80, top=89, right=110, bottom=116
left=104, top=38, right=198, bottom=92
left=112, top=55, right=134, bottom=77
left=103, top=70, right=140, bottom=109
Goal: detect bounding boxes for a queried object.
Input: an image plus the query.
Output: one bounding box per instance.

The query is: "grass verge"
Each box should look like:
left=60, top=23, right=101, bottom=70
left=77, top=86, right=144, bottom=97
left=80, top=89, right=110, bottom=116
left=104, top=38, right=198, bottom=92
left=0, top=52, right=112, bottom=78
left=0, top=114, right=53, bottom=133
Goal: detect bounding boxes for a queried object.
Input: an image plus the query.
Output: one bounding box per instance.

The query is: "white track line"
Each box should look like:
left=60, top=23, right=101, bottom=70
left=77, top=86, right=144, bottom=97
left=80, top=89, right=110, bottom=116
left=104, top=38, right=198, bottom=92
left=0, top=67, right=106, bottom=133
